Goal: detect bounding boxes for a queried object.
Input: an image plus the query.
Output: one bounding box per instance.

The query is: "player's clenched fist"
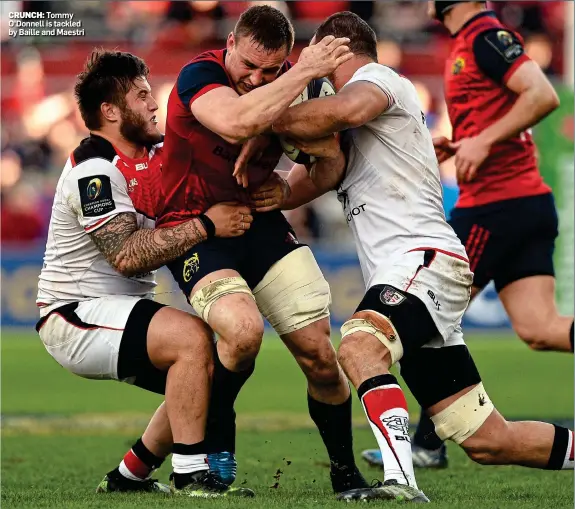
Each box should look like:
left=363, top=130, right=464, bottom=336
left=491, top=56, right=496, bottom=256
left=432, top=136, right=456, bottom=164
left=297, top=35, right=353, bottom=79
left=204, top=203, right=253, bottom=237
left=250, top=172, right=291, bottom=212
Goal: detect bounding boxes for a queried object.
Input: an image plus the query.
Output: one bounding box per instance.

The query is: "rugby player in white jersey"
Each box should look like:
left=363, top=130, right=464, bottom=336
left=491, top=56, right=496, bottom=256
left=36, top=49, right=255, bottom=498
left=246, top=12, right=574, bottom=502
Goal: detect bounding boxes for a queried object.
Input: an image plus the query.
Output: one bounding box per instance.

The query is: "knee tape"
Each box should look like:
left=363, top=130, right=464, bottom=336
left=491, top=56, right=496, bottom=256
left=190, top=277, right=253, bottom=322
left=430, top=383, right=494, bottom=444
left=340, top=310, right=404, bottom=365
left=253, top=247, right=331, bottom=335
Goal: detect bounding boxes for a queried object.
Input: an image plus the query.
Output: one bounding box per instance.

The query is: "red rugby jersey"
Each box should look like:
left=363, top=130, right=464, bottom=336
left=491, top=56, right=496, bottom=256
left=445, top=11, right=551, bottom=208
left=157, top=49, right=290, bottom=227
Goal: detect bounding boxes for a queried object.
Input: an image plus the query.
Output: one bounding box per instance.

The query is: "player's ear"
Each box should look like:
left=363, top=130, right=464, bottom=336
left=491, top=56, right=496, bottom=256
left=227, top=32, right=235, bottom=52
left=100, top=102, right=120, bottom=124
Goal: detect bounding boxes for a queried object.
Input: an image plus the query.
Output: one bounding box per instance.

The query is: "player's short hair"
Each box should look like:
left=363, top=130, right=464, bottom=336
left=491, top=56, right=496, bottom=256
left=314, top=11, right=378, bottom=61
left=234, top=5, right=294, bottom=53
left=74, top=49, right=149, bottom=130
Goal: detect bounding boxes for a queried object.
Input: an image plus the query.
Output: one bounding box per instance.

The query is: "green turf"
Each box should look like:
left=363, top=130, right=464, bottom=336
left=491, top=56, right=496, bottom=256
left=2, top=331, right=574, bottom=508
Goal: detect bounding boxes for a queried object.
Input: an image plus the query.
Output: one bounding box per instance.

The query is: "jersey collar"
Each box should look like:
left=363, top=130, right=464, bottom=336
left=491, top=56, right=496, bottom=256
left=451, top=10, right=496, bottom=38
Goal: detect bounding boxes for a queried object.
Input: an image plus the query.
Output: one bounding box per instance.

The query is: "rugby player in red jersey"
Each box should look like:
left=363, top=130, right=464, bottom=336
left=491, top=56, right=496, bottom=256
left=156, top=5, right=368, bottom=494
left=362, top=0, right=574, bottom=471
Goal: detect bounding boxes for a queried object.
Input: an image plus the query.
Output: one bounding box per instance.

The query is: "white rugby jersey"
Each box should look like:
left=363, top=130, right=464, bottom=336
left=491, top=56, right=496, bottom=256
left=338, top=63, right=467, bottom=288
left=37, top=134, right=164, bottom=313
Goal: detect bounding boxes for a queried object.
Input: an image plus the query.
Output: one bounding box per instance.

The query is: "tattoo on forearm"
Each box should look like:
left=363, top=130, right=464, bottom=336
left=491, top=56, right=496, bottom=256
left=89, top=213, right=206, bottom=276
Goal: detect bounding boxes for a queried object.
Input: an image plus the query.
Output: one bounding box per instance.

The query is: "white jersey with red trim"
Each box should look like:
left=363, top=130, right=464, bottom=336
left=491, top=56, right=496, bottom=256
left=37, top=134, right=164, bottom=312
left=339, top=63, right=467, bottom=288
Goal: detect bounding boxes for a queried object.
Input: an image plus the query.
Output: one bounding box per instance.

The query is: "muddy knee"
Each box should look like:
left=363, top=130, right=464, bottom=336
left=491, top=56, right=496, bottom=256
left=299, top=343, right=341, bottom=387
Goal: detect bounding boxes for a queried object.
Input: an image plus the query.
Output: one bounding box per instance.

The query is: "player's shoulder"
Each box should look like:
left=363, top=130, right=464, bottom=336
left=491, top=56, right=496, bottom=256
left=71, top=134, right=116, bottom=167
left=465, top=12, right=522, bottom=46
left=61, top=135, right=121, bottom=189
left=177, top=49, right=230, bottom=93
left=182, top=49, right=226, bottom=73
left=351, top=63, right=405, bottom=87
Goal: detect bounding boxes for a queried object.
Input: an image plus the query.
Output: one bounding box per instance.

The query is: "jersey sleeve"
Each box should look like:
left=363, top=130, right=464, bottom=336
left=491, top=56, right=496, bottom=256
left=177, top=60, right=230, bottom=108
left=473, top=28, right=531, bottom=84
left=345, top=63, right=397, bottom=113
left=63, top=158, right=136, bottom=233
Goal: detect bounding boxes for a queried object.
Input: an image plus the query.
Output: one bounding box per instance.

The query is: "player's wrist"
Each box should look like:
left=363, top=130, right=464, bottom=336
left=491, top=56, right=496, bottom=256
left=196, top=214, right=216, bottom=239
left=477, top=130, right=496, bottom=148
left=280, top=175, right=292, bottom=202
left=291, top=61, right=316, bottom=83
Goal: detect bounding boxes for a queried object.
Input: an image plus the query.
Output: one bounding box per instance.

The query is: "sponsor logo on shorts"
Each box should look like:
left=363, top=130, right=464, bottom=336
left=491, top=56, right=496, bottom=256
left=379, top=285, right=406, bottom=306
left=182, top=253, right=200, bottom=283
left=427, top=290, right=441, bottom=310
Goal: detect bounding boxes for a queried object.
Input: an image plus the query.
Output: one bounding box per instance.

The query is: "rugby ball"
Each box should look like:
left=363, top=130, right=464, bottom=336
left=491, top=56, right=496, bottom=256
left=280, top=77, right=336, bottom=165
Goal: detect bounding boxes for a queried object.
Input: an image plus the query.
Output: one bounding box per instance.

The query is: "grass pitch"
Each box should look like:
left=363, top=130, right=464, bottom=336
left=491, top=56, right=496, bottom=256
left=2, top=331, right=573, bottom=508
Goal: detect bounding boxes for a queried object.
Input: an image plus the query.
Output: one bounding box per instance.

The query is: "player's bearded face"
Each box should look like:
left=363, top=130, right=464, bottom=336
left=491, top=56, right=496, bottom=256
left=226, top=34, right=287, bottom=95
left=119, top=105, right=162, bottom=145
left=118, top=78, right=162, bottom=145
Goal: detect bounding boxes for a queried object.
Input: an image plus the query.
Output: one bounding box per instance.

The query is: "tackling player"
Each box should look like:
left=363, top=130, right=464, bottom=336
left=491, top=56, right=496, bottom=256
left=363, top=0, right=574, bottom=470
left=157, top=5, right=367, bottom=493
left=36, top=49, right=254, bottom=498
left=259, top=11, right=574, bottom=502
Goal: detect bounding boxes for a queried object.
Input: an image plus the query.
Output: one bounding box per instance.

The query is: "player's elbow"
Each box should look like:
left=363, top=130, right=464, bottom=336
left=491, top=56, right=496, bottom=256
left=111, top=253, right=139, bottom=277
left=218, top=123, right=256, bottom=145
left=114, top=261, right=137, bottom=278
left=545, top=87, right=560, bottom=112
left=531, top=82, right=560, bottom=116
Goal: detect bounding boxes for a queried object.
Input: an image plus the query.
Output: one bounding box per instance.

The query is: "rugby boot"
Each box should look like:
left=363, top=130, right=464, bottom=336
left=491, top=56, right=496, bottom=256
left=330, top=463, right=369, bottom=493
left=170, top=470, right=255, bottom=498
left=336, top=478, right=430, bottom=503
left=207, top=451, right=237, bottom=485
left=96, top=468, right=170, bottom=493
left=412, top=443, right=448, bottom=469
left=362, top=443, right=448, bottom=469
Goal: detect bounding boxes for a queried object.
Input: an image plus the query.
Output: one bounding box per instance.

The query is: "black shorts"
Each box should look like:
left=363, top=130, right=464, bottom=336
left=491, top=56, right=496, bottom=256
left=168, top=211, right=305, bottom=299
left=355, top=284, right=482, bottom=409
left=450, top=193, right=558, bottom=292
left=117, top=299, right=168, bottom=395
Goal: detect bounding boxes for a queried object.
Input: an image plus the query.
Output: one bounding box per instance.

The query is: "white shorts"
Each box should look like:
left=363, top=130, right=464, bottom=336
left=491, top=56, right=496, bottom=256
left=37, top=296, right=157, bottom=382
left=371, top=248, right=473, bottom=348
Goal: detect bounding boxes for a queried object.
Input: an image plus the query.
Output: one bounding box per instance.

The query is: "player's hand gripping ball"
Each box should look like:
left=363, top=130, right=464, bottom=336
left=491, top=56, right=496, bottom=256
left=280, top=78, right=335, bottom=165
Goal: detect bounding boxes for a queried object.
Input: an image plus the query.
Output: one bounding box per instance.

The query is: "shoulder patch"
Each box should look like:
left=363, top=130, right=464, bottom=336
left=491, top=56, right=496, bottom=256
left=78, top=175, right=116, bottom=217
left=483, top=29, right=524, bottom=62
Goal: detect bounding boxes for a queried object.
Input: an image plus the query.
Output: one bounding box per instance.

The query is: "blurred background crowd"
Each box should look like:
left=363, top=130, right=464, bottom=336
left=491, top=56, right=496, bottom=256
left=1, top=1, right=572, bottom=245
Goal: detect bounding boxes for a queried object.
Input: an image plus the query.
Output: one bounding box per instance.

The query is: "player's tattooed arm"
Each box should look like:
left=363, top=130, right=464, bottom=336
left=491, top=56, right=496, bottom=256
left=89, top=213, right=207, bottom=277
left=273, top=81, right=389, bottom=140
